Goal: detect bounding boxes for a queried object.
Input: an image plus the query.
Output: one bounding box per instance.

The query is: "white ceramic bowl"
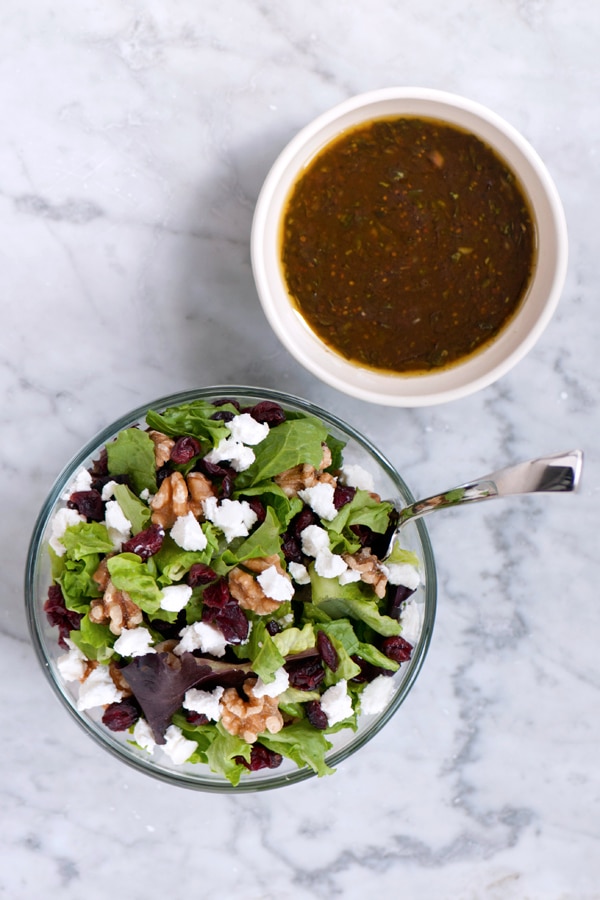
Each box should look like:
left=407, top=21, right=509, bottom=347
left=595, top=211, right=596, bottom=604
left=251, top=87, right=568, bottom=407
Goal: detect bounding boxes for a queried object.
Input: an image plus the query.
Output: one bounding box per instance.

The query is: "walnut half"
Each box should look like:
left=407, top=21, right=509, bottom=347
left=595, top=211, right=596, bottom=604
left=220, top=678, right=284, bottom=743
left=343, top=548, right=388, bottom=599
left=228, top=554, right=290, bottom=615
left=89, top=581, right=143, bottom=635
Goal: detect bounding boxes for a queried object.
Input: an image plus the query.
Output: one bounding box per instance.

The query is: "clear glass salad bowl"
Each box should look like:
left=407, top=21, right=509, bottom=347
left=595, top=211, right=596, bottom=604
left=25, top=387, right=436, bottom=792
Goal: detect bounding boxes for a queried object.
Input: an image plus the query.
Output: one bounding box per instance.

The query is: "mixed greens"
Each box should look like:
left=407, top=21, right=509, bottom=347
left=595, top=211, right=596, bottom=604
left=44, top=396, right=423, bottom=784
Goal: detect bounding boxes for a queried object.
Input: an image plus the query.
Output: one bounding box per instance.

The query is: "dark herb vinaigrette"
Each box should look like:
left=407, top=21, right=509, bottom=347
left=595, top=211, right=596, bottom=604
left=280, top=116, right=536, bottom=374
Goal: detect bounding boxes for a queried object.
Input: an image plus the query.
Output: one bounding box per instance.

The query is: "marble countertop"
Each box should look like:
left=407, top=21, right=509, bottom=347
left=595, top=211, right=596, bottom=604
left=2, top=1, right=599, bottom=897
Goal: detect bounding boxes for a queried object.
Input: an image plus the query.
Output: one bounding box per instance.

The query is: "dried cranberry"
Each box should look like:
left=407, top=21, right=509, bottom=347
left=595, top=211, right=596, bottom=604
left=333, top=484, right=356, bottom=510
left=202, top=600, right=249, bottom=644
left=150, top=611, right=187, bottom=640
left=185, top=710, right=210, bottom=726
left=245, top=497, right=266, bottom=525
left=388, top=584, right=416, bottom=620
left=381, top=635, right=414, bottom=663
left=248, top=401, right=286, bottom=426
left=349, top=524, right=375, bottom=548
left=210, top=410, right=235, bottom=423
left=121, top=524, right=165, bottom=559
left=316, top=630, right=339, bottom=671
left=44, top=585, right=82, bottom=649
left=220, top=472, right=236, bottom=498
left=202, top=578, right=231, bottom=609
left=200, top=458, right=236, bottom=479
left=170, top=436, right=202, bottom=464
left=286, top=656, right=325, bottom=690
left=156, top=466, right=171, bottom=486
left=265, top=620, right=281, bottom=636
left=281, top=534, right=303, bottom=564
left=350, top=655, right=393, bottom=683
left=305, top=700, right=328, bottom=730
left=102, top=697, right=141, bottom=731
left=187, top=563, right=217, bottom=586
left=235, top=745, right=283, bottom=771
left=89, top=450, right=108, bottom=478
left=293, top=507, right=318, bottom=537
left=67, top=489, right=105, bottom=521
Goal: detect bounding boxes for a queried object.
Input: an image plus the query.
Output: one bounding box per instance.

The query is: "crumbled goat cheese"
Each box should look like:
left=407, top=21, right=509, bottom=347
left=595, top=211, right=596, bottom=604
left=105, top=499, right=132, bottom=550
left=338, top=567, right=362, bottom=585
left=57, top=639, right=87, bottom=682
left=360, top=674, right=396, bottom=715
left=288, top=562, right=311, bottom=585
left=320, top=679, right=353, bottom=727
left=298, top=482, right=338, bottom=521
left=314, top=548, right=348, bottom=579
left=159, top=584, right=193, bottom=613
left=101, top=480, right=119, bottom=502
left=161, top=725, right=197, bottom=765
left=252, top=667, right=290, bottom=698
left=170, top=511, right=208, bottom=552
left=132, top=717, right=156, bottom=753
left=60, top=467, right=92, bottom=500
left=202, top=496, right=258, bottom=543
left=399, top=597, right=423, bottom=646
left=175, top=621, right=229, bottom=658
left=49, top=508, right=85, bottom=557
left=257, top=565, right=294, bottom=602
left=227, top=413, right=270, bottom=446
left=77, top=666, right=123, bottom=711
left=381, top=561, right=421, bottom=591
left=183, top=685, right=225, bottom=721
left=300, top=524, right=330, bottom=557
left=113, top=626, right=156, bottom=658
left=340, top=464, right=375, bottom=493
left=139, top=488, right=151, bottom=502
left=204, top=436, right=255, bottom=472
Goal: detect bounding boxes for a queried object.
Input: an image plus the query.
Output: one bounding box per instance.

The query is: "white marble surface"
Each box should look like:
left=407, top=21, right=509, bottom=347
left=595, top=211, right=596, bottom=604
left=2, top=1, right=599, bottom=897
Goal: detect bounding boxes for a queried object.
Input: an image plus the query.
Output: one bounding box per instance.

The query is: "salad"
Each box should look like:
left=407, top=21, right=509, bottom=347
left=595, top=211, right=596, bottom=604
left=43, top=396, right=423, bottom=784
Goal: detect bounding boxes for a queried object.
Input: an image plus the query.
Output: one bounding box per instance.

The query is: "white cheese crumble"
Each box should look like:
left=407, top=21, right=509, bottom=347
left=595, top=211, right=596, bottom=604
left=159, top=584, right=192, bottom=613
left=227, top=413, right=269, bottom=446
left=288, top=562, right=311, bottom=585
left=101, top=480, right=119, bottom=502
left=105, top=499, right=132, bottom=550
left=320, top=679, right=353, bottom=727
left=77, top=665, right=123, bottom=711
left=170, top=511, right=208, bottom=552
left=183, top=685, right=225, bottom=721
left=251, top=666, right=290, bottom=698
left=132, top=717, right=156, bottom=753
left=161, top=725, right=197, bottom=765
left=113, top=626, right=156, bottom=658
left=300, top=524, right=330, bottom=557
left=257, top=565, right=294, bottom=602
left=399, top=597, right=423, bottom=646
left=204, top=436, right=255, bottom=472
left=48, top=508, right=85, bottom=557
left=60, top=467, right=93, bottom=500
left=174, top=620, right=229, bottom=658
left=56, top=639, right=87, bottom=682
left=298, top=482, right=338, bottom=521
left=202, top=496, right=258, bottom=543
left=338, top=567, right=362, bottom=585
left=314, top=548, right=348, bottom=579
left=381, top=561, right=421, bottom=591
left=340, top=464, right=375, bottom=493
left=360, top=674, right=396, bottom=715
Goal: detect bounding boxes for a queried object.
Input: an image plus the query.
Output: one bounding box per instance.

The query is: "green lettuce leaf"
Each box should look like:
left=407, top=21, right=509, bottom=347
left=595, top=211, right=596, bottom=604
left=385, top=539, right=421, bottom=569
left=356, top=641, right=398, bottom=672
left=260, top=721, right=334, bottom=777
left=59, top=522, right=114, bottom=559
left=145, top=401, right=233, bottom=447
left=106, top=553, right=163, bottom=613
left=317, top=622, right=362, bottom=684
left=204, top=722, right=252, bottom=785
left=328, top=489, right=394, bottom=536
left=272, top=623, right=315, bottom=656
left=106, top=428, right=157, bottom=495
left=58, top=554, right=102, bottom=612
left=215, top=507, right=282, bottom=572
left=251, top=632, right=286, bottom=683
left=153, top=530, right=218, bottom=584
left=235, top=417, right=329, bottom=489
left=234, top=481, right=303, bottom=530
left=309, top=567, right=401, bottom=637
left=69, top=614, right=115, bottom=661
left=112, top=483, right=152, bottom=534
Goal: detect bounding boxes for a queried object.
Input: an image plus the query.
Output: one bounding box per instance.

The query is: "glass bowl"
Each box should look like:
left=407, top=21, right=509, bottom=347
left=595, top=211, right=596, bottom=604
left=25, top=387, right=436, bottom=792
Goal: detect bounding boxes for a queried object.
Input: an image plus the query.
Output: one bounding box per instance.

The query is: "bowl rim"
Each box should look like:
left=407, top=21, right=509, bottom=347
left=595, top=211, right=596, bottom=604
left=251, top=87, right=568, bottom=407
left=25, top=386, right=437, bottom=792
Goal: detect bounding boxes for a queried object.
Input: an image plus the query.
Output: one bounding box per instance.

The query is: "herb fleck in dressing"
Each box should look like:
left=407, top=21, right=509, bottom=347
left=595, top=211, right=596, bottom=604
left=280, top=117, right=536, bottom=373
